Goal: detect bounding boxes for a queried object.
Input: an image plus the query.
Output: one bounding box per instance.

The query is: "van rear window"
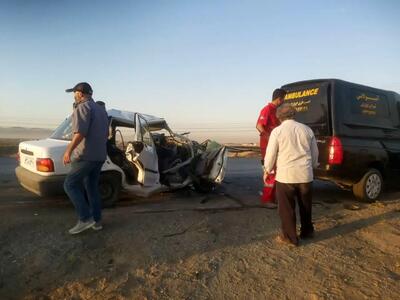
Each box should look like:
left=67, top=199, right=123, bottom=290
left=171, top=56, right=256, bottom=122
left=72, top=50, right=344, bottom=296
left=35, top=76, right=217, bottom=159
left=283, top=82, right=330, bottom=135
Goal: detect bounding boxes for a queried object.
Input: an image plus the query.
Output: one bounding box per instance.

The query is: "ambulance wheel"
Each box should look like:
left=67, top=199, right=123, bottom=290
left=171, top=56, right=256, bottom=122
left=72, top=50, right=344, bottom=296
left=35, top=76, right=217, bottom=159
left=352, top=169, right=383, bottom=202
left=99, top=172, right=121, bottom=208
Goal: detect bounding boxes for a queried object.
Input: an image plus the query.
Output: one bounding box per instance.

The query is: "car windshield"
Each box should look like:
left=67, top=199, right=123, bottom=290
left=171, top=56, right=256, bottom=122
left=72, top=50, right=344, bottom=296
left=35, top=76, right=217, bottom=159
left=50, top=116, right=73, bottom=140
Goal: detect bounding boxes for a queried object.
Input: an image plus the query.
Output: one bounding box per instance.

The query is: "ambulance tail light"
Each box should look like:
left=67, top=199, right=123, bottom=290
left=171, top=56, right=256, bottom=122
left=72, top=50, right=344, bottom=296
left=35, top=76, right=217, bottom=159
left=36, top=158, right=55, bottom=172
left=328, top=137, right=343, bottom=165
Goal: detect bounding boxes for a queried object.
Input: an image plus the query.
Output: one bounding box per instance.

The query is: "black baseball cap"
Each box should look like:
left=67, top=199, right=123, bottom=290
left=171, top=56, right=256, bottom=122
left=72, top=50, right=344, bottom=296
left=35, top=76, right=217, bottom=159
left=65, top=82, right=93, bottom=95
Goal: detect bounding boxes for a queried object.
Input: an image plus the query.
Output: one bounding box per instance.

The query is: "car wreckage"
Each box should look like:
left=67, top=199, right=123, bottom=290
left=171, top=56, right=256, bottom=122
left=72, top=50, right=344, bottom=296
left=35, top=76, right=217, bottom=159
left=15, top=109, right=228, bottom=206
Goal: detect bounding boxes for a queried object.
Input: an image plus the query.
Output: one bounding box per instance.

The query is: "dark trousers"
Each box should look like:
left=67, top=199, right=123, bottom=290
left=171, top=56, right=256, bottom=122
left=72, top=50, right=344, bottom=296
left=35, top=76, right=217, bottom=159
left=275, top=181, right=314, bottom=244
left=64, top=160, right=104, bottom=222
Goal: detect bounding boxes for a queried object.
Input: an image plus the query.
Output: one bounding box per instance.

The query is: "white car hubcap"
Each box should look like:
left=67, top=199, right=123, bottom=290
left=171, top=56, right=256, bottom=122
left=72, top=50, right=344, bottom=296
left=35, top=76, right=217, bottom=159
left=365, top=174, right=381, bottom=199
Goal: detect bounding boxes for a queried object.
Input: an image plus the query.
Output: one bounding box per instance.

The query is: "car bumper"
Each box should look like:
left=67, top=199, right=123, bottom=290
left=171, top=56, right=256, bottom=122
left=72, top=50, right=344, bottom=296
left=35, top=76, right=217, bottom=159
left=15, top=166, right=66, bottom=196
left=314, top=164, right=363, bottom=186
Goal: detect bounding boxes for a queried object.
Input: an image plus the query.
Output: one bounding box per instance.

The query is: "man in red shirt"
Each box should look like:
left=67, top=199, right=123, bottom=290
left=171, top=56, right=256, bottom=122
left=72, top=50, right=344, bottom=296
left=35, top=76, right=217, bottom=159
left=256, top=88, right=286, bottom=208
left=256, top=88, right=286, bottom=165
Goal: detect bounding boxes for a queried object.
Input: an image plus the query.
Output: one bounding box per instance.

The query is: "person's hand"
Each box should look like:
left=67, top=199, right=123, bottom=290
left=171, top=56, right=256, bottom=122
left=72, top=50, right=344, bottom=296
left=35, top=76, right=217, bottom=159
left=263, top=171, right=269, bottom=182
left=63, top=150, right=71, bottom=165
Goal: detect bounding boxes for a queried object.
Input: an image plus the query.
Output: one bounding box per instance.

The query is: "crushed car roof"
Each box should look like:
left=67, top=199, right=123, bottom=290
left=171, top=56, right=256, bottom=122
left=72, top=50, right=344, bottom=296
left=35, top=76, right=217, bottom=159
left=107, top=109, right=167, bottom=131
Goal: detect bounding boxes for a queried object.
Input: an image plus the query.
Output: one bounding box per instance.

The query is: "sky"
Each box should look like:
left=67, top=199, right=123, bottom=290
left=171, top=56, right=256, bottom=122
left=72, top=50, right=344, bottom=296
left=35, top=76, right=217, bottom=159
left=0, top=0, right=399, bottom=143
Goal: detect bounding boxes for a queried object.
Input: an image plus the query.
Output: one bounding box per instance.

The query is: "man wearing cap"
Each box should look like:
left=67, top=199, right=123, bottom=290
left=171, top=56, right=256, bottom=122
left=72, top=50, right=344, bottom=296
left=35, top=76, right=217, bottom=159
left=63, top=82, right=109, bottom=235
left=256, top=88, right=286, bottom=208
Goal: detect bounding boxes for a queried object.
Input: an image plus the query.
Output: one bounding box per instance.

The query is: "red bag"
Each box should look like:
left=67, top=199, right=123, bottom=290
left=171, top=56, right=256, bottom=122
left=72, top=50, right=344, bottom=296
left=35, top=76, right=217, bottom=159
left=261, top=172, right=276, bottom=203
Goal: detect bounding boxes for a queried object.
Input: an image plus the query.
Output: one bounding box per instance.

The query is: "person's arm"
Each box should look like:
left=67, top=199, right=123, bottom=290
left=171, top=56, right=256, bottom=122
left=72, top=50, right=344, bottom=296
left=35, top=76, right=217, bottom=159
left=256, top=107, right=269, bottom=135
left=63, top=133, right=84, bottom=165
left=256, top=122, right=266, bottom=135
left=263, top=129, right=278, bottom=173
left=63, top=103, right=91, bottom=165
left=310, top=134, right=319, bottom=168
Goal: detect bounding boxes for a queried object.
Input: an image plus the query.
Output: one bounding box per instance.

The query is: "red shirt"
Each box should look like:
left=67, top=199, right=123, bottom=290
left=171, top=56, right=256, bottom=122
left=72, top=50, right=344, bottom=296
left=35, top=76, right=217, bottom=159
left=257, top=102, right=280, bottom=138
left=257, top=102, right=280, bottom=159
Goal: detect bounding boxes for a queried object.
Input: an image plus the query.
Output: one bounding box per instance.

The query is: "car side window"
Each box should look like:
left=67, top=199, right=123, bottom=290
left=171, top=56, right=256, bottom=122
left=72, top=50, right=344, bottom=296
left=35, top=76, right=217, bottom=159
left=139, top=116, right=153, bottom=147
left=347, top=88, right=394, bottom=129
left=350, top=88, right=390, bottom=119
left=115, top=126, right=136, bottom=151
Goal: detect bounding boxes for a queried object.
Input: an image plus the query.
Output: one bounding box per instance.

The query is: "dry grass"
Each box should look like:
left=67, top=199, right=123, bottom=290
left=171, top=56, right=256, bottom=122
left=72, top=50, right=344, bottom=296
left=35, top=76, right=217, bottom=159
left=228, top=150, right=260, bottom=158
left=226, top=145, right=261, bottom=158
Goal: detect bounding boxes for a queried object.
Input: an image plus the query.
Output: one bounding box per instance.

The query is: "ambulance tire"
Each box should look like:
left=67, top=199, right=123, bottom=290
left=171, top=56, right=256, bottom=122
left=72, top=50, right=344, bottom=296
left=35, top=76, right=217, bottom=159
left=99, top=171, right=121, bottom=208
left=352, top=168, right=383, bottom=202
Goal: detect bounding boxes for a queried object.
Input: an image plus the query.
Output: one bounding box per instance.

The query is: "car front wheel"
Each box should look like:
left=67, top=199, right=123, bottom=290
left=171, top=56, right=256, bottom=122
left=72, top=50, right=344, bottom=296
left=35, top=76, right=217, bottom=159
left=352, top=168, right=383, bottom=201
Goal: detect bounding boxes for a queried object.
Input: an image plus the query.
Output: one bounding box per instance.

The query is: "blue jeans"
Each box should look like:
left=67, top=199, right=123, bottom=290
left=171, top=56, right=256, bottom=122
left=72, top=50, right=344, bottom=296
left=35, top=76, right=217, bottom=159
left=64, top=160, right=104, bottom=222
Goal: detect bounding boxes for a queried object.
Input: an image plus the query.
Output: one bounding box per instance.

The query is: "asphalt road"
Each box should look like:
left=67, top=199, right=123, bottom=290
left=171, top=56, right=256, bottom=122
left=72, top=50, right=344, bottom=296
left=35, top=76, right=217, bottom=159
left=0, top=156, right=17, bottom=177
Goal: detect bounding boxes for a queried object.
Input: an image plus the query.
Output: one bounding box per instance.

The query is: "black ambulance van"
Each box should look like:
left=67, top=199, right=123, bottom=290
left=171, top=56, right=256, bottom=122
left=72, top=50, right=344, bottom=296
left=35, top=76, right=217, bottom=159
left=281, top=79, right=400, bottom=201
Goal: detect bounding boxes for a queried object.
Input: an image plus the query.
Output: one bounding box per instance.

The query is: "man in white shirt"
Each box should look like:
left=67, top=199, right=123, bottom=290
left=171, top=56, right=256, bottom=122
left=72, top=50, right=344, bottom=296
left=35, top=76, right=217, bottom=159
left=264, top=104, right=319, bottom=246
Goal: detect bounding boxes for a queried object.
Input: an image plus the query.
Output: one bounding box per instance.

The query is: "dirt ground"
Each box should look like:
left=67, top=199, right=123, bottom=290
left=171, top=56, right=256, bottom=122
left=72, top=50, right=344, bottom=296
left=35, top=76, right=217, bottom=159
left=0, top=157, right=399, bottom=299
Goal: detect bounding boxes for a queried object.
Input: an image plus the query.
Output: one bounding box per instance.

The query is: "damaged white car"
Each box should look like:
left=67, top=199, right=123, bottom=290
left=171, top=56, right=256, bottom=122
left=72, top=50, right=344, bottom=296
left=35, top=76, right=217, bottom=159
left=15, top=109, right=228, bottom=206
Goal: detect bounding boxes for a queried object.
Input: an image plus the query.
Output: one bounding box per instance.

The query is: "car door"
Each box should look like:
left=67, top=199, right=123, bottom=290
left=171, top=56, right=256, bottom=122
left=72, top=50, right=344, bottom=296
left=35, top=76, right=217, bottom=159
left=206, top=145, right=228, bottom=183
left=194, top=141, right=228, bottom=183
left=134, top=114, right=160, bottom=186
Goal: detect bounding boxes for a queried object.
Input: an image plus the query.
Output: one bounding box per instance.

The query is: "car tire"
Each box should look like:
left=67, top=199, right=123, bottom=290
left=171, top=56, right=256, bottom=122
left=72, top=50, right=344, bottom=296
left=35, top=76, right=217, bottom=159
left=352, top=168, right=383, bottom=201
left=99, top=172, right=121, bottom=208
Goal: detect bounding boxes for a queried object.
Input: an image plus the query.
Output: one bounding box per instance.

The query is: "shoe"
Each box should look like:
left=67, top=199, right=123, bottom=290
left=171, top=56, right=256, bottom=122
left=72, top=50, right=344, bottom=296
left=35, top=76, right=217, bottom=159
left=275, top=234, right=298, bottom=247
left=300, top=231, right=314, bottom=239
left=68, top=220, right=95, bottom=235
left=92, top=222, right=103, bottom=231
left=263, top=202, right=277, bottom=209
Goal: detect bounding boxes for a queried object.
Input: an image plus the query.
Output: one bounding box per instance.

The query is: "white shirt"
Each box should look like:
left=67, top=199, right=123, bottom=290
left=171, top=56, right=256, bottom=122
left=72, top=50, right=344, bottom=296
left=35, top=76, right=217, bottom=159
left=264, top=119, right=319, bottom=184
